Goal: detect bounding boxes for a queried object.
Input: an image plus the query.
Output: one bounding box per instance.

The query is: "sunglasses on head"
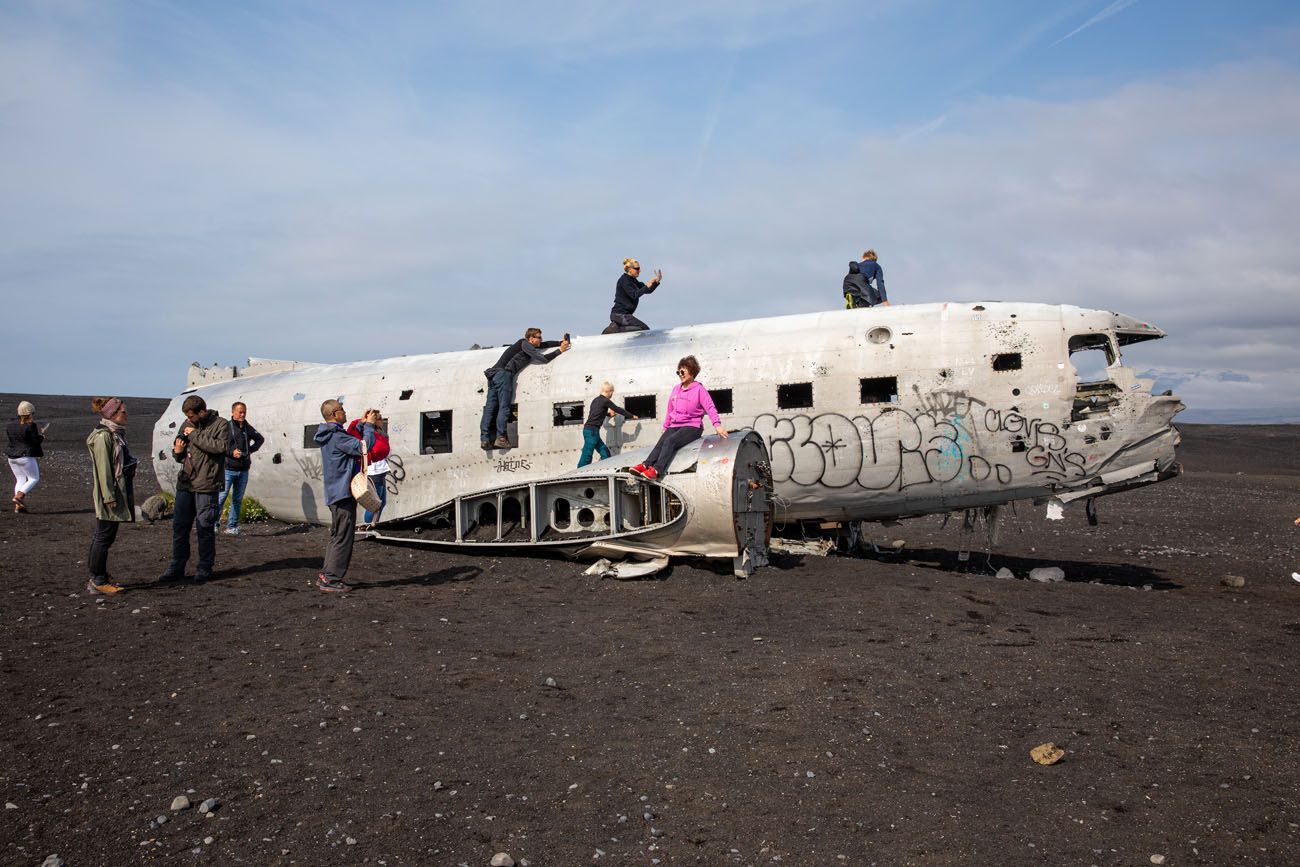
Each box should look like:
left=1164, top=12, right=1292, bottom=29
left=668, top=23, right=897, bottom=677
left=677, top=369, right=688, bottom=376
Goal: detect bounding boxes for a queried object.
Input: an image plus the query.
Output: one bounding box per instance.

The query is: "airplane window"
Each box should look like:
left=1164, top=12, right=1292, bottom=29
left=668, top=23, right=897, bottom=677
left=623, top=395, right=656, bottom=418
left=710, top=388, right=733, bottom=414
left=859, top=377, right=898, bottom=404
left=1068, top=334, right=1115, bottom=384
left=777, top=382, right=813, bottom=409
left=399, top=389, right=414, bottom=400
left=421, top=409, right=454, bottom=455
left=992, top=353, right=1022, bottom=372
left=553, top=401, right=584, bottom=426
left=303, top=425, right=321, bottom=449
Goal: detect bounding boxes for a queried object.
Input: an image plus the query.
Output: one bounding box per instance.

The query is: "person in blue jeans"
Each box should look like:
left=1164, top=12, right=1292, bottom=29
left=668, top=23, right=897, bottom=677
left=479, top=327, right=571, bottom=449
left=578, top=382, right=637, bottom=467
left=218, top=401, right=264, bottom=535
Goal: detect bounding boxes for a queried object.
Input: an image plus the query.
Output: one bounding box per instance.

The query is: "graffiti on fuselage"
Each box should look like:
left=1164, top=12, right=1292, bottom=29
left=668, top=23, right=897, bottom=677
left=753, top=395, right=1089, bottom=492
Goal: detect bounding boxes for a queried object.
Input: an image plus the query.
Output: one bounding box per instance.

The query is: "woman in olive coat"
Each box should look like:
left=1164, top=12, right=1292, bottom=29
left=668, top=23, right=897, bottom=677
left=86, top=397, right=136, bottom=595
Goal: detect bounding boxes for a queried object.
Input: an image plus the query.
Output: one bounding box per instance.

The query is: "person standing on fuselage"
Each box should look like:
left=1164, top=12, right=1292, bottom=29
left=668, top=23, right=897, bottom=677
left=604, top=258, right=662, bottom=333
left=219, top=401, right=264, bottom=535
left=480, top=327, right=571, bottom=450
left=578, top=382, right=638, bottom=468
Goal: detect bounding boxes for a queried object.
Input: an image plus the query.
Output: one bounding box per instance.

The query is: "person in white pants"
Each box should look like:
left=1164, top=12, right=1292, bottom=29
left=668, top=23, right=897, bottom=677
left=6, top=400, right=46, bottom=513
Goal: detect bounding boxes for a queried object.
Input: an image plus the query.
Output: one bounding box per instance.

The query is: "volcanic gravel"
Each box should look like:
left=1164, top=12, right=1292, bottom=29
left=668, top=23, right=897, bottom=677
left=2, top=394, right=1298, bottom=866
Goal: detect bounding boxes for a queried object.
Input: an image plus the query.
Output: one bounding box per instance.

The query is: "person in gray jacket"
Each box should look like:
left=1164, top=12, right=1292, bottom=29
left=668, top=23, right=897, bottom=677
left=313, top=399, right=371, bottom=593
left=160, top=395, right=230, bottom=583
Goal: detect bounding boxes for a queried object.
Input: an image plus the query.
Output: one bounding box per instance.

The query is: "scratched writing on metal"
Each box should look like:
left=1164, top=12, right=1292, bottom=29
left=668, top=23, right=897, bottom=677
left=495, top=457, right=532, bottom=473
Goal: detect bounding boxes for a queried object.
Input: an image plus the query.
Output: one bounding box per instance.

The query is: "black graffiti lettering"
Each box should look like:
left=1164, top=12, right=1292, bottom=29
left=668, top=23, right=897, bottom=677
left=755, top=411, right=1013, bottom=493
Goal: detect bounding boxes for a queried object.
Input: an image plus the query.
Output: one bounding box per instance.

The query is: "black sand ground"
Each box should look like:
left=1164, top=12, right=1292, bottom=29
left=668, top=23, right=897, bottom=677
left=2, top=394, right=1298, bottom=866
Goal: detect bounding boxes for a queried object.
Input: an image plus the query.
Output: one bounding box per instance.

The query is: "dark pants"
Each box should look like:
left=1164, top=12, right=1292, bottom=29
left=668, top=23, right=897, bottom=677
left=88, top=519, right=120, bottom=581
left=646, top=425, right=702, bottom=475
left=324, top=498, right=357, bottom=581
left=169, top=488, right=219, bottom=577
left=480, top=369, right=516, bottom=441
left=604, top=312, right=649, bottom=334
left=578, top=427, right=610, bottom=467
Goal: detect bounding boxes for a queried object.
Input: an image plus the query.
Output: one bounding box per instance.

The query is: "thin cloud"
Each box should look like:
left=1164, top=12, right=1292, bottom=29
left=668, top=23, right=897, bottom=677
left=1053, top=0, right=1141, bottom=46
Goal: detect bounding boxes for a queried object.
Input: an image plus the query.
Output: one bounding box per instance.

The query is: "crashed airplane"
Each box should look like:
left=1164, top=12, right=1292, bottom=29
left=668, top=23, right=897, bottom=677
left=153, top=302, right=1183, bottom=576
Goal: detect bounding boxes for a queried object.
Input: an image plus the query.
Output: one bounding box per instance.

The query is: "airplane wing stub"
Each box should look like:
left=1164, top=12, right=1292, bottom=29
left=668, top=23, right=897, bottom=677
left=369, top=431, right=773, bottom=577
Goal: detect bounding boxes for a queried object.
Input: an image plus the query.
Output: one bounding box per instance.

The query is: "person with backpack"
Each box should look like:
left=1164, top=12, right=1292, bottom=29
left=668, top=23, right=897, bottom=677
left=218, top=401, right=265, bottom=535
left=348, top=409, right=391, bottom=528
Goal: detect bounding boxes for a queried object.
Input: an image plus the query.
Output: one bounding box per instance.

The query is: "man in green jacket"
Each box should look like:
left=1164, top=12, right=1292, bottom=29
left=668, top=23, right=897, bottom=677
left=160, top=395, right=230, bottom=582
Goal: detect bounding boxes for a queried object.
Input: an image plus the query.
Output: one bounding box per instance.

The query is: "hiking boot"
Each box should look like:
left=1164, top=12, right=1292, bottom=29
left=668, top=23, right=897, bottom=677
left=223, top=526, right=240, bottom=536
left=481, top=440, right=492, bottom=450
left=157, top=569, right=186, bottom=582
left=86, top=579, right=124, bottom=595
left=316, top=574, right=353, bottom=593
left=494, top=436, right=511, bottom=449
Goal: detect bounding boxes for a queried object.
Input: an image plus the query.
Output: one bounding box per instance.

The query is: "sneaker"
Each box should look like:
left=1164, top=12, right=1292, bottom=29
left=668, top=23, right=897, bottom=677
left=86, top=579, right=124, bottom=595
left=494, top=436, right=511, bottom=449
left=628, top=463, right=647, bottom=477
left=640, top=466, right=659, bottom=481
left=316, top=575, right=353, bottom=593
left=223, top=526, right=240, bottom=536
left=157, top=569, right=185, bottom=582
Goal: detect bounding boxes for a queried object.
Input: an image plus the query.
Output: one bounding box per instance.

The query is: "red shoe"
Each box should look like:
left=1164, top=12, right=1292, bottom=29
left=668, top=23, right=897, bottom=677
left=640, top=466, right=659, bottom=481
left=629, top=463, right=647, bottom=477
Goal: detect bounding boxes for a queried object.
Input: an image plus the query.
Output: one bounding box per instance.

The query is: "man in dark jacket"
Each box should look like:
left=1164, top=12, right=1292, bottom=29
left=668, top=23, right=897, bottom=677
left=480, top=326, right=571, bottom=450
left=856, top=249, right=889, bottom=307
left=160, top=395, right=230, bottom=582
left=218, top=401, right=265, bottom=536
left=313, top=399, right=371, bottom=593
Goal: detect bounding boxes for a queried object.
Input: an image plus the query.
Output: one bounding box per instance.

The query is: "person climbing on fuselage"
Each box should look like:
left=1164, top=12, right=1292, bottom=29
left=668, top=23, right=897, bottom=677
left=577, top=382, right=638, bottom=468
left=480, top=327, right=571, bottom=450
left=856, top=248, right=889, bottom=307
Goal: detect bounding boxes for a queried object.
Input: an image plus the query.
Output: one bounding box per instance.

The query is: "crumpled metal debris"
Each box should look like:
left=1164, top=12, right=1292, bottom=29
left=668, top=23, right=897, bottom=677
left=582, top=557, right=669, bottom=580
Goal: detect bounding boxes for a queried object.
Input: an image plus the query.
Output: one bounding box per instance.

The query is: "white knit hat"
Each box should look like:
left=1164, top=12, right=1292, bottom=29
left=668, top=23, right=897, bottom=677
left=16, top=401, right=35, bottom=417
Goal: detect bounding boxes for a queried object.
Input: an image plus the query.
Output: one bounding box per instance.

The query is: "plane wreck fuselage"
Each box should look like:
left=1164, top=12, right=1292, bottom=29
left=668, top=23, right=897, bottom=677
left=153, top=302, right=1182, bottom=534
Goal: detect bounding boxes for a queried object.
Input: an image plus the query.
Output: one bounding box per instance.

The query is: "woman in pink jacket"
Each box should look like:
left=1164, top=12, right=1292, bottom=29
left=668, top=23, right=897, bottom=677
left=630, top=355, right=728, bottom=482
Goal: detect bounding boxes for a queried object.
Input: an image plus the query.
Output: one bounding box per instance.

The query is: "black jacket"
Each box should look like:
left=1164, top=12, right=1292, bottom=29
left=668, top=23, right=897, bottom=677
left=584, top=395, right=632, bottom=430
left=5, top=420, right=44, bottom=459
left=843, top=261, right=878, bottom=307
left=224, top=419, right=265, bottom=471
left=486, top=338, right=563, bottom=379
left=611, top=273, right=657, bottom=316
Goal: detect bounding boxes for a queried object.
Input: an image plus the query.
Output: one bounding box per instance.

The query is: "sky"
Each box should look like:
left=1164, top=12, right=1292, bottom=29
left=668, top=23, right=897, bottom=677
left=2, top=0, right=1299, bottom=418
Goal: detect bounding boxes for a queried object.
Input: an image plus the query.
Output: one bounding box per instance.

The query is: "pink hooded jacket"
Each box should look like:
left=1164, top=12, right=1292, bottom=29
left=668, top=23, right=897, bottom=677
left=663, top=382, right=721, bottom=430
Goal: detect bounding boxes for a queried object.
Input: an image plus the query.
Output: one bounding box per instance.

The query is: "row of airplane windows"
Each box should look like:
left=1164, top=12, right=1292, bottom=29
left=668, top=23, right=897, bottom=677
left=298, top=375, right=904, bottom=455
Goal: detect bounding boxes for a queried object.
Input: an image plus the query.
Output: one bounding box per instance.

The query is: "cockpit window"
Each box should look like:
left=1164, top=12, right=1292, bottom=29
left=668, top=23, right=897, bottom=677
left=1068, top=333, right=1115, bottom=384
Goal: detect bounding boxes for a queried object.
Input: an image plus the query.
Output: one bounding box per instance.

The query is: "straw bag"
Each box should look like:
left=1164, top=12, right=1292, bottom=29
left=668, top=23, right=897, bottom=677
left=350, top=448, right=383, bottom=513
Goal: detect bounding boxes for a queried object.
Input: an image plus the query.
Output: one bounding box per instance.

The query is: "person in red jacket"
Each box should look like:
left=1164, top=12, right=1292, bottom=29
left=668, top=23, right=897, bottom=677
left=348, top=409, right=391, bottom=528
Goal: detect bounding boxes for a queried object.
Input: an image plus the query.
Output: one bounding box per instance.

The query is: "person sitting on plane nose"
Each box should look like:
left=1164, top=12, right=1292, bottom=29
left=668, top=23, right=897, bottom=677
left=603, top=258, right=661, bottom=334
left=481, top=327, right=571, bottom=450
left=629, top=355, right=727, bottom=482
left=856, top=248, right=890, bottom=307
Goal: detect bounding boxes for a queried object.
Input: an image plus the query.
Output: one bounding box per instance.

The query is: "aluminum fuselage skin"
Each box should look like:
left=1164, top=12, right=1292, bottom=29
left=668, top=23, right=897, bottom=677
left=152, top=302, right=1182, bottom=526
